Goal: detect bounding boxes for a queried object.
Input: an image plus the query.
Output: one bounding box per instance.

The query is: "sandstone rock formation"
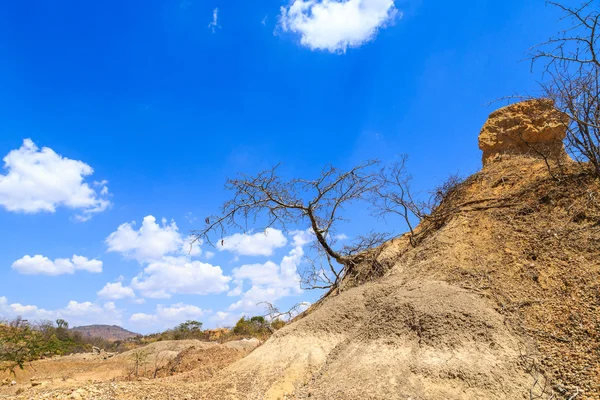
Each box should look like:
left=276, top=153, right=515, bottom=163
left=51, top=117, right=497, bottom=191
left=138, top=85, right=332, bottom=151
left=478, top=99, right=568, bottom=165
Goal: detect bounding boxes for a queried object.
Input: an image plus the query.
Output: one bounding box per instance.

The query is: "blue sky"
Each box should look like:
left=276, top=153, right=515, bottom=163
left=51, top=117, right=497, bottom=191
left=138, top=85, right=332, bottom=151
left=0, top=0, right=568, bottom=333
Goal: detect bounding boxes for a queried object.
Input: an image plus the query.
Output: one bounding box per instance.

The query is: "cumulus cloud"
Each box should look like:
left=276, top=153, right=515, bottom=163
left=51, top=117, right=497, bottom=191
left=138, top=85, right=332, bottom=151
left=290, top=229, right=314, bottom=247
left=0, top=139, right=110, bottom=219
left=106, top=216, right=185, bottom=263
left=209, top=310, right=244, bottom=327
left=11, top=255, right=102, bottom=276
left=130, top=303, right=207, bottom=328
left=218, top=228, right=288, bottom=257
left=279, top=0, right=399, bottom=53
left=106, top=215, right=230, bottom=300
left=97, top=282, right=135, bottom=300
left=227, top=280, right=243, bottom=297
left=131, top=256, right=231, bottom=299
left=228, top=245, right=304, bottom=313
left=129, top=313, right=157, bottom=324
left=186, top=236, right=202, bottom=257
left=0, top=297, right=122, bottom=326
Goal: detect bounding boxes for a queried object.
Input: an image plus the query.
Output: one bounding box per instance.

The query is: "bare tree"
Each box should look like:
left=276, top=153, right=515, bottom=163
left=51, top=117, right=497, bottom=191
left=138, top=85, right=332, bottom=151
left=300, top=230, right=391, bottom=290
left=372, top=155, right=425, bottom=246
left=259, top=301, right=309, bottom=332
left=153, top=350, right=168, bottom=379
left=127, top=349, right=149, bottom=379
left=193, top=161, right=380, bottom=290
left=372, top=155, right=463, bottom=246
left=531, top=1, right=600, bottom=176
left=531, top=1, right=600, bottom=71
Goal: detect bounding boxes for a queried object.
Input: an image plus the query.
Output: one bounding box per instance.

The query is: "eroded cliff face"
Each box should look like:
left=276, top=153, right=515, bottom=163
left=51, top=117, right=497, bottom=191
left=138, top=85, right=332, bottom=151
left=478, top=99, right=568, bottom=165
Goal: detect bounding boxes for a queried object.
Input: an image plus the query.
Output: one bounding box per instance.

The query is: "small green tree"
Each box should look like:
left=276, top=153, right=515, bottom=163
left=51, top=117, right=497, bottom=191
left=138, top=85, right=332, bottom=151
left=0, top=318, right=48, bottom=375
left=55, top=319, right=69, bottom=329
left=167, top=320, right=203, bottom=340
left=232, top=316, right=270, bottom=337
left=176, top=320, right=202, bottom=333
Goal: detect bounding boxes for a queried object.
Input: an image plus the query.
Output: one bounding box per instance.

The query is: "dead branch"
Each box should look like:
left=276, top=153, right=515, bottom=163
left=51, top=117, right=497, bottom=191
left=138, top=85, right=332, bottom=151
left=530, top=1, right=600, bottom=177
left=258, top=302, right=309, bottom=332
left=193, top=161, right=380, bottom=290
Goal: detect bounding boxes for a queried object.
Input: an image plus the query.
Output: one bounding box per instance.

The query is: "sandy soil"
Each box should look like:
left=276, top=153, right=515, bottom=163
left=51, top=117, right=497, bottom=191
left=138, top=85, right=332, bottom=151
left=0, top=339, right=260, bottom=399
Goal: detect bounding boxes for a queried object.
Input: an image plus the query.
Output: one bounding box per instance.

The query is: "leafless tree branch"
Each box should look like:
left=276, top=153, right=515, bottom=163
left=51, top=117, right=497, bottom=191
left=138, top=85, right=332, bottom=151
left=193, top=160, right=380, bottom=290
left=259, top=302, right=309, bottom=332
left=530, top=1, right=600, bottom=176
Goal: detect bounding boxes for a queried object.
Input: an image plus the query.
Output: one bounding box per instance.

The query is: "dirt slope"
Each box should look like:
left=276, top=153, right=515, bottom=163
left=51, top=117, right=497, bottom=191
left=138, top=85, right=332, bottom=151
left=198, top=101, right=599, bottom=400
left=202, top=280, right=531, bottom=399
left=198, top=162, right=598, bottom=399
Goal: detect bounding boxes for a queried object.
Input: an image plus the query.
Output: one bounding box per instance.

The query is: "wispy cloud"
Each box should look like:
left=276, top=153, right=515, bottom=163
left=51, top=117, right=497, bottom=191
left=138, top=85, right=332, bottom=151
left=208, top=8, right=219, bottom=33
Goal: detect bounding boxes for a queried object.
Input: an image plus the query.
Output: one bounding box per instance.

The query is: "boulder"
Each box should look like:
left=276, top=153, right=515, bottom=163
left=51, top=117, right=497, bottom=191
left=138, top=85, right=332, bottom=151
left=478, top=99, right=569, bottom=165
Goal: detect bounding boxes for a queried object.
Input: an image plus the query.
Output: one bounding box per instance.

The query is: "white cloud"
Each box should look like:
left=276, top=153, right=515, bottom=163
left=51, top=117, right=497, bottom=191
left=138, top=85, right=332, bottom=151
left=0, top=297, right=122, bottom=327
left=106, top=216, right=184, bottom=263
left=97, top=282, right=135, bottom=300
left=11, top=254, right=102, bottom=276
left=227, top=280, right=243, bottom=297
left=185, top=236, right=202, bottom=257
left=295, top=301, right=311, bottom=315
left=129, top=303, right=207, bottom=328
left=0, top=139, right=110, bottom=219
left=130, top=313, right=156, bottom=324
left=228, top=245, right=304, bottom=313
left=279, top=0, right=399, bottom=53
left=156, top=303, right=206, bottom=320
left=107, top=216, right=227, bottom=300
left=209, top=311, right=244, bottom=327
left=290, top=229, right=314, bottom=247
left=233, top=260, right=291, bottom=287
left=228, top=286, right=299, bottom=313
left=208, top=8, right=219, bottom=33
left=218, top=228, right=288, bottom=257
left=131, top=256, right=231, bottom=299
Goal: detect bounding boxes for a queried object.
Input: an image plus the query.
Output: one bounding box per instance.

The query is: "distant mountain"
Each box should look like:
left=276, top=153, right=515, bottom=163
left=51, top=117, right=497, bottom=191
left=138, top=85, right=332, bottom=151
left=71, top=325, right=141, bottom=342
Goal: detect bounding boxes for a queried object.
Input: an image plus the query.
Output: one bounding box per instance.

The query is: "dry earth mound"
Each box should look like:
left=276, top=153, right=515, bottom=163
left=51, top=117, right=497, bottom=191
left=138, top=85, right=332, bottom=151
left=199, top=100, right=599, bottom=400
